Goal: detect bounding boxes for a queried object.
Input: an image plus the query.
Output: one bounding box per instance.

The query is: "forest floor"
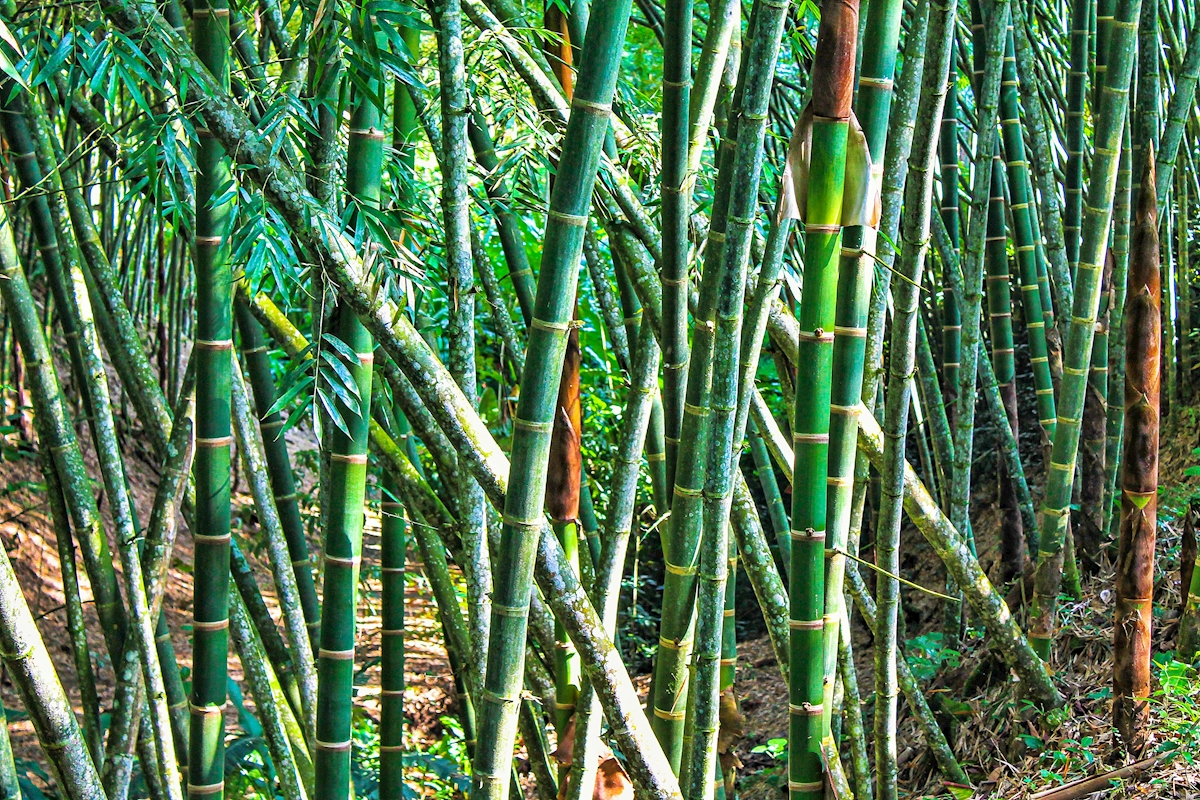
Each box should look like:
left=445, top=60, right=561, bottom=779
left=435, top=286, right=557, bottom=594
left=2, top=393, right=1200, bottom=798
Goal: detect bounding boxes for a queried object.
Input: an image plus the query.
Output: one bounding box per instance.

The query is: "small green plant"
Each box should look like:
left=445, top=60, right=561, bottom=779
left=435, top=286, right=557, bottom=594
left=750, top=737, right=787, bottom=760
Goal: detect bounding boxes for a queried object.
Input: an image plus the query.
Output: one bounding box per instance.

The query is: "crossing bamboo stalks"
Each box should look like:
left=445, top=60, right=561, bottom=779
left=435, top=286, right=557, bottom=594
left=788, top=3, right=859, bottom=798
left=1113, top=149, right=1159, bottom=755
left=236, top=305, right=321, bottom=647
left=1029, top=0, right=1143, bottom=661
left=650, top=76, right=735, bottom=778
left=230, top=357, right=318, bottom=747
left=0, top=488, right=105, bottom=800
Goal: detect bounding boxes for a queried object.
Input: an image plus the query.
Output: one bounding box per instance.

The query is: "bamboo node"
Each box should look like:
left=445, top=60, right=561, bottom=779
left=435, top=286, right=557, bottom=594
left=512, top=417, right=554, bottom=433
left=798, top=328, right=834, bottom=343
left=188, top=702, right=226, bottom=717
left=491, top=602, right=529, bottom=618
left=788, top=702, right=824, bottom=716
left=530, top=316, right=571, bottom=332
left=316, top=739, right=354, bottom=752
left=187, top=782, right=226, bottom=796
left=319, top=648, right=356, bottom=660
left=653, top=706, right=687, bottom=720
left=192, top=532, right=232, bottom=544
left=657, top=635, right=693, bottom=651
left=570, top=96, right=612, bottom=115
left=790, top=528, right=825, bottom=542
left=788, top=781, right=824, bottom=792
left=330, top=452, right=369, bottom=464
left=664, top=560, right=698, bottom=576
left=832, top=325, right=866, bottom=338
left=192, top=618, right=229, bottom=632
left=547, top=209, right=589, bottom=227
left=324, top=553, right=360, bottom=568
left=793, top=432, right=829, bottom=444
left=805, top=223, right=840, bottom=235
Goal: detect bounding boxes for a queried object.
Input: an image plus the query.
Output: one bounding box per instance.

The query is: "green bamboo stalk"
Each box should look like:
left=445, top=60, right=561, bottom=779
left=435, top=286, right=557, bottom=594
left=1104, top=122, right=1133, bottom=545
left=940, top=40, right=962, bottom=427
left=660, top=0, right=693, bottom=491
left=983, top=155, right=1026, bottom=582
left=871, top=2, right=962, bottom=792
left=469, top=0, right=634, bottom=792
left=999, top=25, right=1056, bottom=442
left=190, top=1, right=236, bottom=796
left=748, top=423, right=790, bottom=569
left=1065, top=0, right=1091, bottom=274
left=378, top=406, right=412, bottom=800
left=822, top=0, right=905, bottom=768
left=1155, top=19, right=1200, bottom=209
left=789, top=2, right=860, bottom=797
left=235, top=304, right=321, bottom=647
left=467, top=114, right=536, bottom=324
left=1029, top=0, right=1142, bottom=661
left=1011, top=16, right=1072, bottom=323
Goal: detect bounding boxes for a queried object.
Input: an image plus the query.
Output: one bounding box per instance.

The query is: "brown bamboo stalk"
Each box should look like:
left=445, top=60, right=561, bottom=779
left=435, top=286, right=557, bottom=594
left=1114, top=146, right=1160, bottom=756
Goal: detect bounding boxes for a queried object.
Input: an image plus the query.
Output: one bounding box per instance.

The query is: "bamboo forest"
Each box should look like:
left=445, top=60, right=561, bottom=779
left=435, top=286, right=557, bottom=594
left=4, top=0, right=1200, bottom=796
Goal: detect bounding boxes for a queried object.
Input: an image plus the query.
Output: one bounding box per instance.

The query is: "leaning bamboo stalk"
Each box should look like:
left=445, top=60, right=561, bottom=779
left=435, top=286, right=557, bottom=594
left=869, top=0, right=952, bottom=790
left=1154, top=15, right=1200, bottom=209
left=230, top=356, right=318, bottom=747
left=434, top=0, right=492, bottom=703
left=844, top=566, right=970, bottom=787
left=467, top=0, right=636, bottom=790
left=229, top=592, right=309, bottom=800
left=1113, top=149, right=1160, bottom=755
left=1029, top=0, right=1143, bottom=661
left=0, top=202, right=106, bottom=800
